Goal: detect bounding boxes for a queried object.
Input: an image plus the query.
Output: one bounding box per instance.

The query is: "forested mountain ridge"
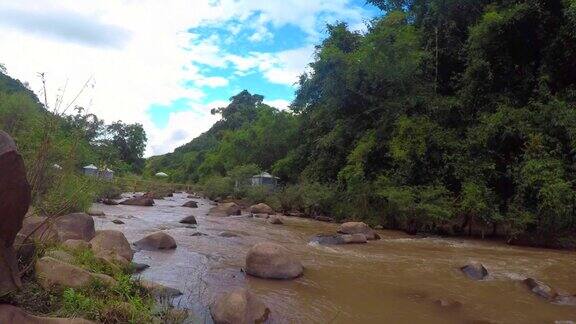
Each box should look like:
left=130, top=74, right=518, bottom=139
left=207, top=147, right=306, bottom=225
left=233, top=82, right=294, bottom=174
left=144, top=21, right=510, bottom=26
left=148, top=0, right=576, bottom=247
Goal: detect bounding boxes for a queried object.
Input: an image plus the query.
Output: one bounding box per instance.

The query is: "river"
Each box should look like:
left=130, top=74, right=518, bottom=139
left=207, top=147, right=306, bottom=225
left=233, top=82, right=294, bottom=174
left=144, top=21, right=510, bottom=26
left=92, top=192, right=576, bottom=323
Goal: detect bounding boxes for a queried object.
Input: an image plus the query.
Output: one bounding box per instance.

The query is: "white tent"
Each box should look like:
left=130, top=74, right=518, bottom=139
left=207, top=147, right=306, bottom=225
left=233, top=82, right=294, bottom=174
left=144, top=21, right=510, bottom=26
left=251, top=172, right=279, bottom=187
left=83, top=164, right=98, bottom=176
left=155, top=172, right=168, bottom=177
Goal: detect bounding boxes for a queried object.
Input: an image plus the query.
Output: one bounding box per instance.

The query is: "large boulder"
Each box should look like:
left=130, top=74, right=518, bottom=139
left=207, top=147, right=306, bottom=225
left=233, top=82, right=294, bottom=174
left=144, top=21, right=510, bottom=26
left=35, top=257, right=116, bottom=289
left=90, top=230, right=133, bottom=261
left=0, top=131, right=31, bottom=295
left=182, top=200, right=198, bottom=208
left=62, top=239, right=92, bottom=251
left=249, top=203, right=274, bottom=215
left=53, top=213, right=96, bottom=242
left=343, top=234, right=367, bottom=244
left=19, top=216, right=59, bottom=243
left=179, top=215, right=197, bottom=225
left=460, top=262, right=489, bottom=280
left=119, top=196, right=154, bottom=206
left=0, top=304, right=95, bottom=323
left=133, top=232, right=177, bottom=251
left=210, top=288, right=270, bottom=324
left=211, top=202, right=241, bottom=216
left=245, top=242, right=303, bottom=280
left=337, top=222, right=380, bottom=240
left=45, top=250, right=75, bottom=264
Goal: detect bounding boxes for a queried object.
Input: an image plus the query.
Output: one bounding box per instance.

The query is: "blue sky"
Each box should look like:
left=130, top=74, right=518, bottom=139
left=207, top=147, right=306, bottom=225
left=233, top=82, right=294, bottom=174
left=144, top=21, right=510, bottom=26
left=149, top=0, right=380, bottom=130
left=0, top=0, right=381, bottom=155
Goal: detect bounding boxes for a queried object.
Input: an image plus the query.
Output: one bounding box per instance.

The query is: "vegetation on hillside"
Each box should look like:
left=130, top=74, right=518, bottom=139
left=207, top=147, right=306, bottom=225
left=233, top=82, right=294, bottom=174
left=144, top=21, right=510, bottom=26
left=0, top=70, right=148, bottom=214
left=146, top=0, right=576, bottom=248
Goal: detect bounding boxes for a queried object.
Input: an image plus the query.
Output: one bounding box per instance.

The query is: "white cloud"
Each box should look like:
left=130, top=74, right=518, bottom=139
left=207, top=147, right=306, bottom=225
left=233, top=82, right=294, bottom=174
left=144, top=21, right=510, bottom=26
left=146, top=100, right=227, bottom=156
left=0, top=0, right=372, bottom=156
left=264, top=99, right=291, bottom=110
left=194, top=76, right=229, bottom=88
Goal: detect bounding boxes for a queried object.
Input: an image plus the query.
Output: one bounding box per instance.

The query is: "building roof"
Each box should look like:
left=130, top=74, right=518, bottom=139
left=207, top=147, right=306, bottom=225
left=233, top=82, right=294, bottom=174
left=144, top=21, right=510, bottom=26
left=252, top=172, right=279, bottom=179
left=83, top=164, right=98, bottom=170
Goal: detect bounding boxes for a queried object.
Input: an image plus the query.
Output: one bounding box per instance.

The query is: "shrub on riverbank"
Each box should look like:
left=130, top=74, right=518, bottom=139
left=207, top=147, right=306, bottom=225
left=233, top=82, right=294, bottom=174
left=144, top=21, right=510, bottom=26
left=37, top=173, right=97, bottom=216
left=2, top=243, right=183, bottom=323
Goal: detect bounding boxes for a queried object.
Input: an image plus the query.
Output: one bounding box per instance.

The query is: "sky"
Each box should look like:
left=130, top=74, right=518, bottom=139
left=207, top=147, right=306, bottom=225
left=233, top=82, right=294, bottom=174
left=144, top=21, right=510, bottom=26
left=0, top=0, right=380, bottom=156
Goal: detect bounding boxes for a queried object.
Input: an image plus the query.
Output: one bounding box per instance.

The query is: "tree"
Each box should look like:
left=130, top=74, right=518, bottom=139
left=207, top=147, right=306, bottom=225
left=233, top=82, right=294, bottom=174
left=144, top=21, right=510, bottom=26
left=106, top=121, right=147, bottom=173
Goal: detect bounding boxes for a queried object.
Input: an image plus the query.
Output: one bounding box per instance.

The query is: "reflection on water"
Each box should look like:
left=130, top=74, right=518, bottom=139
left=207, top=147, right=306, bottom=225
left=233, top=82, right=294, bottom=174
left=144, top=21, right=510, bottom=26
left=93, top=193, right=576, bottom=323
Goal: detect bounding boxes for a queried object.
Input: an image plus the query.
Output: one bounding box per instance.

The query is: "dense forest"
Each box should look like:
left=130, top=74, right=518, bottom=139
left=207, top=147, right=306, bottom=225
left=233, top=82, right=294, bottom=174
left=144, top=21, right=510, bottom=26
left=146, top=0, right=576, bottom=248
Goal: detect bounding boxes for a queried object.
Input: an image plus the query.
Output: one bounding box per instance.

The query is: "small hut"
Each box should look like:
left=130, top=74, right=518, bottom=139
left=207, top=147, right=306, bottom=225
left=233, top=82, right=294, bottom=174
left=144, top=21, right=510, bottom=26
left=155, top=172, right=168, bottom=178
left=101, top=168, right=114, bottom=180
left=251, top=172, right=279, bottom=188
left=82, top=164, right=98, bottom=177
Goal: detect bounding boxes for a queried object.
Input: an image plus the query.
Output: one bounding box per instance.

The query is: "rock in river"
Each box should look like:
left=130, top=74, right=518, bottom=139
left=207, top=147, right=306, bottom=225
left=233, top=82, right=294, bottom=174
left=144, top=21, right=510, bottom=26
left=130, top=262, right=150, bottom=273
left=102, top=198, right=118, bottom=205
left=211, top=202, right=242, bottom=216
left=337, top=222, right=380, bottom=240
left=179, top=215, right=197, bottom=224
left=119, top=196, right=154, bottom=206
left=134, top=232, right=177, bottom=250
left=523, top=278, right=558, bottom=300
left=460, top=262, right=488, bottom=280
left=268, top=216, right=283, bottom=225
left=90, top=230, right=134, bottom=261
left=245, top=242, right=303, bottom=280
left=140, top=279, right=182, bottom=298
left=182, top=200, right=199, bottom=208
left=310, top=234, right=347, bottom=245
left=249, top=203, right=274, bottom=215
left=343, top=234, right=367, bottom=244
left=210, top=288, right=270, bottom=324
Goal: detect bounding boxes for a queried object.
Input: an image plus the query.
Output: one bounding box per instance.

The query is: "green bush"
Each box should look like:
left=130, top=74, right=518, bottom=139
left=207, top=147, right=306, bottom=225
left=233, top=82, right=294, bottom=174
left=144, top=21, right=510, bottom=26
left=36, top=173, right=97, bottom=216
left=201, top=176, right=234, bottom=200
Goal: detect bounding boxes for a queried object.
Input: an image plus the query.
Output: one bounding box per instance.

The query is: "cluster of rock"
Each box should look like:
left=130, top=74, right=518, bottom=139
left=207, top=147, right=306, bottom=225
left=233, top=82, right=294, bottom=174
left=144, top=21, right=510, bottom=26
left=208, top=241, right=303, bottom=323
left=0, top=130, right=183, bottom=321
left=210, top=202, right=242, bottom=216
left=458, top=262, right=576, bottom=307
left=310, top=221, right=380, bottom=245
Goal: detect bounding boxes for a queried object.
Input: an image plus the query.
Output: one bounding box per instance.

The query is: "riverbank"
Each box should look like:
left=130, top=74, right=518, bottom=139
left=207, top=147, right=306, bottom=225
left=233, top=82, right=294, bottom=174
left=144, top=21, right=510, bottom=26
left=90, top=192, right=576, bottom=323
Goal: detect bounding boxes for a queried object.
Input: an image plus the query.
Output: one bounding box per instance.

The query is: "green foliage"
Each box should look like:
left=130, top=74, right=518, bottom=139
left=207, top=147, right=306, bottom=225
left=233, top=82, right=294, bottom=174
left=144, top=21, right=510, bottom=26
left=200, top=176, right=234, bottom=200
left=42, top=246, right=175, bottom=323
left=37, top=174, right=97, bottom=216
left=147, top=0, right=576, bottom=245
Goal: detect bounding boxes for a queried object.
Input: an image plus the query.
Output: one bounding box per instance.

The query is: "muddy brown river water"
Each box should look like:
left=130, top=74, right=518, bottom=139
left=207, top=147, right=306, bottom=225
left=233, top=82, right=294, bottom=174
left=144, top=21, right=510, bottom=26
left=92, top=192, right=576, bottom=323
